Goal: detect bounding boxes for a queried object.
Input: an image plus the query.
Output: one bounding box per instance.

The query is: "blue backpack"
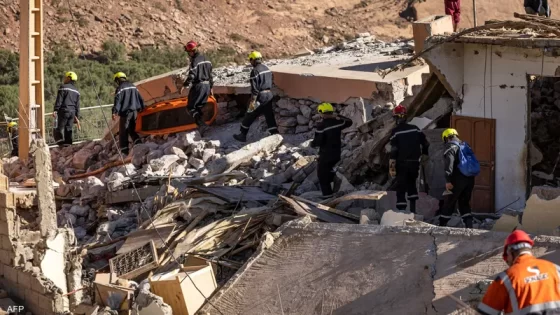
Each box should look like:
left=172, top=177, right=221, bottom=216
left=450, top=141, right=480, bottom=177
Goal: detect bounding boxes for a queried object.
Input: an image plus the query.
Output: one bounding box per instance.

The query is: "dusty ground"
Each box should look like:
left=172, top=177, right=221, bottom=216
left=1, top=0, right=555, bottom=58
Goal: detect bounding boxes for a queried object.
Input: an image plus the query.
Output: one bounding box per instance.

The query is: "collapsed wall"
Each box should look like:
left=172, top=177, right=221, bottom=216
left=0, top=140, right=81, bottom=315
left=200, top=221, right=560, bottom=315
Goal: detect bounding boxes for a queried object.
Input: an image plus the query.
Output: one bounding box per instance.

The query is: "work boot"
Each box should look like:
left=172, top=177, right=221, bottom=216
left=233, top=133, right=247, bottom=142
left=463, top=217, right=473, bottom=229
left=409, top=200, right=417, bottom=214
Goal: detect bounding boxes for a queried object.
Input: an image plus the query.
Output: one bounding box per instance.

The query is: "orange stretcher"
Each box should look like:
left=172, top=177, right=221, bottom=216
left=135, top=96, right=218, bottom=136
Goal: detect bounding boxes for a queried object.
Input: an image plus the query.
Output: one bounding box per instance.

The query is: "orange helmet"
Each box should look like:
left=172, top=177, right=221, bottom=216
left=184, top=41, right=198, bottom=52
left=392, top=104, right=407, bottom=117
left=503, top=230, right=534, bottom=261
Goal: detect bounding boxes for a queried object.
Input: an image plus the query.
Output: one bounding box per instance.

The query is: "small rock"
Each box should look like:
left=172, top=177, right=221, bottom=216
left=146, top=150, right=164, bottom=164
left=300, top=105, right=312, bottom=119
left=69, top=205, right=90, bottom=217
left=73, top=227, right=87, bottom=240
left=150, top=155, right=180, bottom=172
left=202, top=148, right=216, bottom=163
left=296, top=115, right=310, bottom=125
left=295, top=125, right=310, bottom=133
left=163, top=147, right=188, bottom=160
left=188, top=157, right=204, bottom=170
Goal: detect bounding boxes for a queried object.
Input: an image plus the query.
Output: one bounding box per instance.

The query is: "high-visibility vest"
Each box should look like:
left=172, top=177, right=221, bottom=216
left=478, top=253, right=560, bottom=315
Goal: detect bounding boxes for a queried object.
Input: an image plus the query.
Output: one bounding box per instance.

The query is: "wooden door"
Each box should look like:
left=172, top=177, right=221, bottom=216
left=451, top=115, right=496, bottom=213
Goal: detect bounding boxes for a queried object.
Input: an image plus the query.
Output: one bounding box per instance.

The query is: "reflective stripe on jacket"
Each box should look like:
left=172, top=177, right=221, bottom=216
left=478, top=254, right=560, bottom=315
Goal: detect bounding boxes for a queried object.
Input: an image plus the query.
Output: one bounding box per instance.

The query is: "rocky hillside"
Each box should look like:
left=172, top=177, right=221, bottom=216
left=0, top=0, right=558, bottom=58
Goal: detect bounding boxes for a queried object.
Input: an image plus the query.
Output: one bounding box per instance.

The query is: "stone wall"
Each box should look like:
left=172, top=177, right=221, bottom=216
left=0, top=169, right=68, bottom=315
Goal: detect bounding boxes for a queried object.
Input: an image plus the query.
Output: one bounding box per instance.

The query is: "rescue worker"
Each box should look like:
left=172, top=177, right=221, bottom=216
left=233, top=51, right=278, bottom=142
left=389, top=104, right=429, bottom=213
left=478, top=230, right=560, bottom=315
left=7, top=122, right=18, bottom=157
left=310, top=103, right=352, bottom=198
left=53, top=71, right=80, bottom=146
left=439, top=128, right=475, bottom=228
left=180, top=41, right=213, bottom=136
left=111, top=72, right=145, bottom=156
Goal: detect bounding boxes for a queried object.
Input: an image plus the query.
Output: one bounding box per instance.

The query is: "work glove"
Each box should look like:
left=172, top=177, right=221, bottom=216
left=389, top=159, right=396, bottom=178
left=420, top=154, right=429, bottom=165
left=248, top=100, right=256, bottom=113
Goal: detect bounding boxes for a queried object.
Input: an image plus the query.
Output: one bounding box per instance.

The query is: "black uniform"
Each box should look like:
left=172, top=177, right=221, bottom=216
left=439, top=139, right=476, bottom=228
left=311, top=115, right=352, bottom=197
left=112, top=81, right=145, bottom=155
left=239, top=62, right=278, bottom=135
left=183, top=53, right=213, bottom=125
left=390, top=122, right=429, bottom=212
left=53, top=82, right=80, bottom=145
left=524, top=0, right=550, bottom=17
left=9, top=127, right=18, bottom=157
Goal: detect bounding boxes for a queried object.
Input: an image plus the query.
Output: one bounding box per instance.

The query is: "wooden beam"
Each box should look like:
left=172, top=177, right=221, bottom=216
left=19, top=0, right=45, bottom=161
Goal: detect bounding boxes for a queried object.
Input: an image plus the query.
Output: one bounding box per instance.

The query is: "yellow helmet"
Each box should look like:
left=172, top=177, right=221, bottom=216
left=6, top=121, right=17, bottom=131
left=442, top=128, right=459, bottom=141
left=248, top=51, right=262, bottom=61
left=317, top=103, right=334, bottom=114
left=65, top=71, right=77, bottom=81
left=113, top=72, right=127, bottom=81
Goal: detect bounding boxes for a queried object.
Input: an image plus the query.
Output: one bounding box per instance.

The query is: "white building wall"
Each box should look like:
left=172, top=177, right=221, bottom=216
left=427, top=42, right=560, bottom=210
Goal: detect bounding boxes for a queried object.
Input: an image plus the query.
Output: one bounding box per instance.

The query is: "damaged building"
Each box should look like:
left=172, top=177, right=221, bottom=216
left=5, top=12, right=560, bottom=315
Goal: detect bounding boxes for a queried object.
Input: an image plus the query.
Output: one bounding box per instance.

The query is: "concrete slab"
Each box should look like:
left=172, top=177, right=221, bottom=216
left=380, top=210, right=415, bottom=226
left=521, top=193, right=560, bottom=236
left=200, top=222, right=560, bottom=315
left=41, top=232, right=67, bottom=294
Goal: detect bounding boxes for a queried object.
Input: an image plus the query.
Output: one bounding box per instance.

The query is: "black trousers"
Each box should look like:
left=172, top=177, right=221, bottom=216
left=395, top=161, right=420, bottom=212
left=10, top=131, right=18, bottom=157
left=317, top=157, right=339, bottom=198
left=239, top=99, right=278, bottom=135
left=439, top=175, right=475, bottom=227
left=119, top=111, right=140, bottom=155
left=54, top=111, right=75, bottom=145
left=187, top=82, right=211, bottom=125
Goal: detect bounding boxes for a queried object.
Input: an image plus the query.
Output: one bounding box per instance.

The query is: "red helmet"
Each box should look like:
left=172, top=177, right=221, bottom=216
left=184, top=41, right=198, bottom=52
left=392, top=104, right=407, bottom=117
left=502, top=230, right=534, bottom=261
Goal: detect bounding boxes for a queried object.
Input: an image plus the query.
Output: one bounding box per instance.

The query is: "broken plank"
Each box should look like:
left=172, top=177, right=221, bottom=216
left=292, top=196, right=360, bottom=221
left=177, top=171, right=247, bottom=185
left=94, top=282, right=134, bottom=310
left=116, top=224, right=176, bottom=255
left=106, top=185, right=161, bottom=204
left=196, top=186, right=276, bottom=203
left=322, top=190, right=387, bottom=208
left=280, top=195, right=356, bottom=224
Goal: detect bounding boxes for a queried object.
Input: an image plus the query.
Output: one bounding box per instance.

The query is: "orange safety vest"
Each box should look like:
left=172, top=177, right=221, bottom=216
left=478, top=253, right=560, bottom=315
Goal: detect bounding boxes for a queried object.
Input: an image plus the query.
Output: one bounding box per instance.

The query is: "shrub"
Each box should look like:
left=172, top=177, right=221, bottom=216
left=101, top=40, right=126, bottom=63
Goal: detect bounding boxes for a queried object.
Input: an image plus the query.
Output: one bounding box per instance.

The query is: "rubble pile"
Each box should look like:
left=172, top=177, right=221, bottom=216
left=204, top=33, right=415, bottom=87
left=530, top=77, right=560, bottom=184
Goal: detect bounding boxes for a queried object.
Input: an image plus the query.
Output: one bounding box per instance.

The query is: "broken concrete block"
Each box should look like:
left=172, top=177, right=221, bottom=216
left=380, top=210, right=414, bottom=226
left=492, top=214, right=520, bottom=232
left=188, top=157, right=205, bottom=170
left=135, top=289, right=173, bottom=315
left=409, top=117, right=433, bottom=130
left=81, top=176, right=105, bottom=199
left=178, top=130, right=202, bottom=147
left=208, top=134, right=283, bottom=175
left=150, top=155, right=180, bottom=172
left=521, top=193, right=560, bottom=236
left=164, top=147, right=188, bottom=161
left=40, top=233, right=68, bottom=294
left=202, top=149, right=216, bottom=163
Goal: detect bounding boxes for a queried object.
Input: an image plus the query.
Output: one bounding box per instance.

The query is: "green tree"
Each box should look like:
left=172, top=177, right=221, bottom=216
left=101, top=40, right=127, bottom=63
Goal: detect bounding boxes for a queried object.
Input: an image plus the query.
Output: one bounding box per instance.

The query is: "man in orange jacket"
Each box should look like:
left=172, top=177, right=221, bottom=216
left=478, top=230, right=560, bottom=315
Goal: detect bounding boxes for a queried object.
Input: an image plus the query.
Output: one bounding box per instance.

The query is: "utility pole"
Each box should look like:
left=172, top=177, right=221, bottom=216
left=473, top=0, right=478, bottom=27
left=19, top=0, right=45, bottom=161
